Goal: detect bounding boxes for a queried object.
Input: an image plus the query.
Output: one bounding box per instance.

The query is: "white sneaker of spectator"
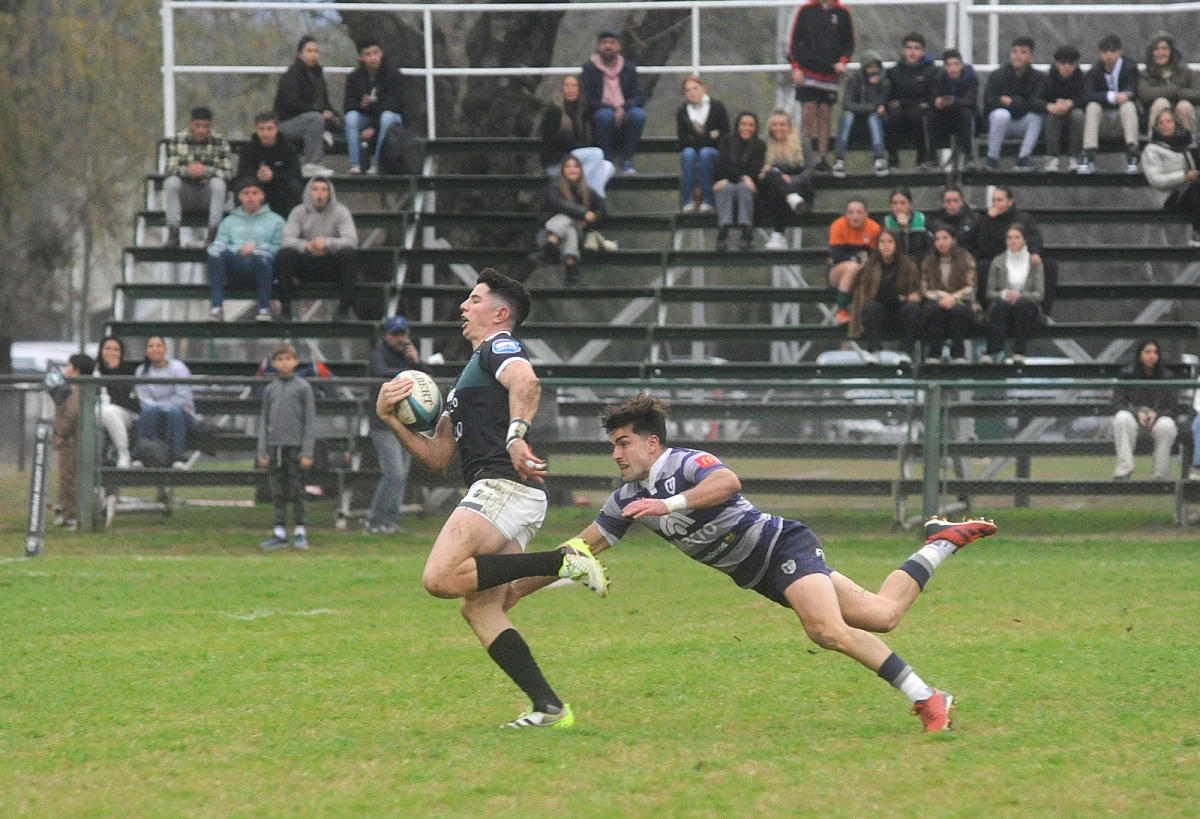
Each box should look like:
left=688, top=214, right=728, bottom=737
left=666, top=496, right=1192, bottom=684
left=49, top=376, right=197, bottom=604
left=1042, top=156, right=1060, bottom=173
left=766, top=232, right=788, bottom=250
left=302, top=162, right=336, bottom=177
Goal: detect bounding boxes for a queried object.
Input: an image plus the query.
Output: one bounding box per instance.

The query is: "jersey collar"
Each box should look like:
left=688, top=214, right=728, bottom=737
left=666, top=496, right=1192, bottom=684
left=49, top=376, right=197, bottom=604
left=482, top=330, right=513, bottom=342
left=639, top=448, right=674, bottom=493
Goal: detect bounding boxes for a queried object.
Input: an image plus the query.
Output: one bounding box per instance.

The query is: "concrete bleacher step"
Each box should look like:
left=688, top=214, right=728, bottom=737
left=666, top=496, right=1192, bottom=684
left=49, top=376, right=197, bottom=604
left=182, top=359, right=368, bottom=377
left=106, top=320, right=378, bottom=342
left=125, top=246, right=398, bottom=265
left=117, top=283, right=394, bottom=301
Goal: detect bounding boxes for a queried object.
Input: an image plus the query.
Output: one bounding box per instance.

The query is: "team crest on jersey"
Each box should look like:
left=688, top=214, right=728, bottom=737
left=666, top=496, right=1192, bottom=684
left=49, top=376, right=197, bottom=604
left=694, top=454, right=720, bottom=468
left=492, top=338, right=521, bottom=355
left=781, top=559, right=797, bottom=575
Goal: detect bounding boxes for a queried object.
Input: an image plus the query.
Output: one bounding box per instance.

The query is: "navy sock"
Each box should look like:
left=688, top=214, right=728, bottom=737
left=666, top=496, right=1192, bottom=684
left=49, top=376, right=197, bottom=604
left=474, top=549, right=563, bottom=592
left=899, top=558, right=931, bottom=590
left=487, top=628, right=562, bottom=712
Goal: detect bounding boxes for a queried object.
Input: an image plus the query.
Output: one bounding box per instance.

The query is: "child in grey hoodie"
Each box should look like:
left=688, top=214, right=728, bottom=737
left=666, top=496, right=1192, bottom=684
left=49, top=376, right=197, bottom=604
left=257, top=343, right=318, bottom=550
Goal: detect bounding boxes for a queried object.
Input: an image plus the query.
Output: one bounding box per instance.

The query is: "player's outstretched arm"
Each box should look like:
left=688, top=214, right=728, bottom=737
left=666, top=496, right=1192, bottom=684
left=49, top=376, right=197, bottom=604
left=496, top=358, right=548, bottom=482
left=376, top=380, right=456, bottom=472
left=623, top=468, right=742, bottom=519
left=503, top=523, right=611, bottom=611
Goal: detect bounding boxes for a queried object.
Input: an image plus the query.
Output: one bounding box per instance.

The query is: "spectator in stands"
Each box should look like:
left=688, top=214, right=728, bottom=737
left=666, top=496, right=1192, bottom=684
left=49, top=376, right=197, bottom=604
left=1141, top=33, right=1200, bottom=137
left=96, top=336, right=140, bottom=469
left=162, top=106, right=233, bottom=248
left=52, top=353, right=95, bottom=530
left=1142, top=109, right=1200, bottom=247
left=236, top=111, right=303, bottom=219
left=1040, top=45, right=1086, bottom=173
left=929, top=49, right=979, bottom=172
left=540, top=155, right=607, bottom=284
left=366, top=316, right=423, bottom=535
left=787, top=0, right=855, bottom=171
left=257, top=342, right=317, bottom=551
left=343, top=39, right=405, bottom=175
left=828, top=198, right=881, bottom=324
left=930, top=184, right=978, bottom=256
left=884, top=33, right=937, bottom=170
left=133, top=336, right=194, bottom=470
left=759, top=109, right=815, bottom=249
left=1080, top=34, right=1141, bottom=175
left=831, top=49, right=888, bottom=178
left=277, top=177, right=359, bottom=321
left=849, top=230, right=921, bottom=364
left=981, top=224, right=1043, bottom=365
left=883, top=186, right=931, bottom=263
left=1112, top=339, right=1179, bottom=481
left=676, top=76, right=729, bottom=212
left=539, top=75, right=615, bottom=195
left=274, top=36, right=339, bottom=177
left=581, top=30, right=646, bottom=174
left=973, top=186, right=1048, bottom=307
left=982, top=37, right=1045, bottom=170
left=714, top=112, right=766, bottom=252
left=207, top=178, right=286, bottom=322
left=920, top=227, right=976, bottom=363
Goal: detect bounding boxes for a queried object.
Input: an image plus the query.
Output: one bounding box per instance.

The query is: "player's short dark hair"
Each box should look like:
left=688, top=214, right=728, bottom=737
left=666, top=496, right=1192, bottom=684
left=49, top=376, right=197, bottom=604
left=942, top=48, right=962, bottom=62
left=1098, top=34, right=1121, bottom=52
left=254, top=111, right=278, bottom=125
left=1012, top=36, right=1035, bottom=52
left=601, top=394, right=670, bottom=446
left=902, top=32, right=925, bottom=48
left=1053, top=45, right=1080, bottom=64
left=477, top=268, right=531, bottom=328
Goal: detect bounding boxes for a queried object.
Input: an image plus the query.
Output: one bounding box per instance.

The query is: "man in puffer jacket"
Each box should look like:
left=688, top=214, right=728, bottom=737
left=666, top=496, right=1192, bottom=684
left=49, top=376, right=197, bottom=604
left=982, top=37, right=1046, bottom=170
left=206, top=178, right=286, bottom=322
left=277, top=177, right=360, bottom=321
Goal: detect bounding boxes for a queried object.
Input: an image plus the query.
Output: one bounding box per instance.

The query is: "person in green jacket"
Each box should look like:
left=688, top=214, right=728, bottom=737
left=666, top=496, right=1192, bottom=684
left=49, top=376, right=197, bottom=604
left=206, top=178, right=286, bottom=322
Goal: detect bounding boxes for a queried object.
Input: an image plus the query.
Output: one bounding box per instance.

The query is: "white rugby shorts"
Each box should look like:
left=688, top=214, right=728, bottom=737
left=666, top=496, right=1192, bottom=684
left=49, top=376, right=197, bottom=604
left=456, top=478, right=547, bottom=549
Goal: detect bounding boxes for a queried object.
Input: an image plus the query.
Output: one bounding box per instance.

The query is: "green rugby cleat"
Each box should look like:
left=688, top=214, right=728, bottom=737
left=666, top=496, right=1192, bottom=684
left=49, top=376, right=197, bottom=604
left=559, top=538, right=610, bottom=598
left=503, top=703, right=575, bottom=729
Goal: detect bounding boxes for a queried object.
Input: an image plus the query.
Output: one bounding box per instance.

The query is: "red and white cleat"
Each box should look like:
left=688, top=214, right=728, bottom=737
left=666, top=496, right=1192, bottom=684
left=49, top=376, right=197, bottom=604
left=924, top=517, right=997, bottom=550
left=913, top=689, right=954, bottom=732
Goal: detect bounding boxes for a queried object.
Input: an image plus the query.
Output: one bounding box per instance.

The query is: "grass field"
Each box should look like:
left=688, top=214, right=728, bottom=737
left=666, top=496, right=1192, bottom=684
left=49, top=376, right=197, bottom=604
left=2, top=470, right=1199, bottom=816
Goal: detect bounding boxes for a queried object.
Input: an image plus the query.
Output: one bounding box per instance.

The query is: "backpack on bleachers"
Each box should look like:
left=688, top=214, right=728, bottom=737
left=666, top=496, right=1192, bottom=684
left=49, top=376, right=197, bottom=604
left=379, top=122, right=424, bottom=175
left=252, top=358, right=336, bottom=398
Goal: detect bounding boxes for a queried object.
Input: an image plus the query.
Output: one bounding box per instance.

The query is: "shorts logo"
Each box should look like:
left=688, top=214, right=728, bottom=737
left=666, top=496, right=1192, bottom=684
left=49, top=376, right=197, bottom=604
left=815, top=548, right=825, bottom=561
left=492, top=339, right=521, bottom=355
left=694, top=454, right=721, bottom=469
left=780, top=559, right=797, bottom=575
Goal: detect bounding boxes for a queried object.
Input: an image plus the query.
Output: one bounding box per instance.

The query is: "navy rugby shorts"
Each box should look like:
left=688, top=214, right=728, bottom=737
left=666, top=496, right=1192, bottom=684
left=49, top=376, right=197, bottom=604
left=751, top=519, right=832, bottom=607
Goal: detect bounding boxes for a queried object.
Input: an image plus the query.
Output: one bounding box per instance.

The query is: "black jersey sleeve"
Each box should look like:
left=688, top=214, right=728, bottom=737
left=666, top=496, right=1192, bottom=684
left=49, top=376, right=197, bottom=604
left=477, top=335, right=531, bottom=381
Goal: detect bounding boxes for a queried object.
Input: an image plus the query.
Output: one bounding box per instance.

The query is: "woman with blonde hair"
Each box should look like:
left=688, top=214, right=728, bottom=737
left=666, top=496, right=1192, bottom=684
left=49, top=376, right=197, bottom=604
left=675, top=75, right=729, bottom=212
left=758, top=109, right=815, bottom=248
left=537, top=74, right=615, bottom=195
left=539, top=155, right=606, bottom=283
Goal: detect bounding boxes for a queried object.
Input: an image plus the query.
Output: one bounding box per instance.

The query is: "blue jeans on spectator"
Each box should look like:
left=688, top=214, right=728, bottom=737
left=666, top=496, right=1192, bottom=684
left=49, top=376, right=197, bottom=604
left=986, top=109, right=1043, bottom=160
left=834, top=111, right=886, bottom=158
left=137, top=404, right=192, bottom=463
left=680, top=146, right=719, bottom=207
left=345, top=110, right=403, bottom=169
left=1191, top=414, right=1200, bottom=467
left=592, top=106, right=646, bottom=164
left=207, top=245, right=274, bottom=310
left=368, top=428, right=411, bottom=528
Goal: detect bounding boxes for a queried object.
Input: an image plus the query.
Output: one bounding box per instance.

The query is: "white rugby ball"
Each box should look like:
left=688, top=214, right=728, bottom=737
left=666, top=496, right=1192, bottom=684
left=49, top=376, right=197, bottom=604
left=392, top=370, right=442, bottom=432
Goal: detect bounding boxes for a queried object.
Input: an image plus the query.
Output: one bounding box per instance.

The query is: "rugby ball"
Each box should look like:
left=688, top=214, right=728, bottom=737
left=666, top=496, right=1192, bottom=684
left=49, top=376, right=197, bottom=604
left=392, top=370, right=442, bottom=432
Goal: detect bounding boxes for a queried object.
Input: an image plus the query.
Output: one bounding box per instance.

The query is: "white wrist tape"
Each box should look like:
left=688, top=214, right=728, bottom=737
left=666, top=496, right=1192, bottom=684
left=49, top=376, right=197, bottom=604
left=505, top=418, right=530, bottom=450
left=663, top=494, right=689, bottom=513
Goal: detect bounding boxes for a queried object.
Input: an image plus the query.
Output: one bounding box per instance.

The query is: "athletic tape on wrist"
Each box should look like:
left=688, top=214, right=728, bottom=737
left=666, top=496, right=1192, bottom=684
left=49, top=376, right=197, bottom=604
left=663, top=494, right=689, bottom=513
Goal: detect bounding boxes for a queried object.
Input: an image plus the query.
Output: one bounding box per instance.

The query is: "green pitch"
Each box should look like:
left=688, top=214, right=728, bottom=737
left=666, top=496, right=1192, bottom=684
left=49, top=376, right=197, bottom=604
left=1, top=505, right=1198, bottom=816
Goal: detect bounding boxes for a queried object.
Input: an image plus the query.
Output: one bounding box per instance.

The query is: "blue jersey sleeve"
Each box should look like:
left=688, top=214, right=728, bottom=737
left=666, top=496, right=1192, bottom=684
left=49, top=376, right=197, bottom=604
left=594, top=490, right=633, bottom=544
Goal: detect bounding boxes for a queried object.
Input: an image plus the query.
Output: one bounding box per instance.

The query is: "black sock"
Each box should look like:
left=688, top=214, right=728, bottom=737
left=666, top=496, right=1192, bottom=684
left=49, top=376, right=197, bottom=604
left=474, top=549, right=563, bottom=592
left=487, top=628, right=562, bottom=712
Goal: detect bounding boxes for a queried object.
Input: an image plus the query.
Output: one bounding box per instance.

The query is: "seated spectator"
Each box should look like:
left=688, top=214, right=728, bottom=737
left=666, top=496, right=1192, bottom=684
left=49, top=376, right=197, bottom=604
left=981, top=225, right=1043, bottom=364
left=849, top=230, right=921, bottom=364
left=52, top=353, right=95, bottom=530
left=759, top=109, right=815, bottom=249
left=540, top=155, right=606, bottom=284
left=539, top=75, right=615, bottom=196
left=277, top=178, right=359, bottom=321
left=930, top=184, right=978, bottom=256
left=96, top=336, right=140, bottom=469
left=982, top=37, right=1045, bottom=170
left=884, top=33, right=937, bottom=169
left=1142, top=109, right=1200, bottom=247
left=832, top=50, right=889, bottom=178
left=162, top=106, right=233, bottom=248
left=883, top=186, right=931, bottom=263
left=207, top=178, right=286, bottom=322
left=1141, top=33, right=1200, bottom=137
left=366, top=317, right=424, bottom=535
left=1112, top=339, right=1179, bottom=481
left=713, top=112, right=766, bottom=252
left=676, top=76, right=729, bottom=211
left=787, top=0, right=855, bottom=171
left=929, top=49, right=978, bottom=171
left=828, top=198, right=881, bottom=324
left=920, top=227, right=977, bottom=363
left=1040, top=45, right=1086, bottom=172
left=973, top=185, right=1051, bottom=308
left=274, top=36, right=339, bottom=177
left=581, top=30, right=646, bottom=174
left=236, top=111, right=303, bottom=219
left=133, top=336, right=195, bottom=470
left=343, top=39, right=405, bottom=175
left=1079, top=34, right=1141, bottom=175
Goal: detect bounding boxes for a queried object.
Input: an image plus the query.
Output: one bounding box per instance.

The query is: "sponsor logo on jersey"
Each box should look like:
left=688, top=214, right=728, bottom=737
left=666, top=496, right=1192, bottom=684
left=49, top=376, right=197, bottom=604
left=781, top=559, right=797, bottom=575
left=660, top=513, right=693, bottom=537
left=492, top=338, right=522, bottom=355
left=694, top=454, right=721, bottom=469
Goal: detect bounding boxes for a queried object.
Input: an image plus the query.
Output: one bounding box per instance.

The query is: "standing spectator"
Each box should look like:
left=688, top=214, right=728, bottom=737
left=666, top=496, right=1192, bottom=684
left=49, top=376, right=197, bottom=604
left=343, top=39, right=405, bottom=175
left=788, top=0, right=855, bottom=171
left=133, top=337, right=195, bottom=469
left=883, top=186, right=931, bottom=264
left=277, top=178, right=359, bottom=321
left=1112, top=339, right=1179, bottom=481
left=274, top=36, right=339, bottom=177
left=920, top=227, right=977, bottom=363
left=675, top=76, right=729, bottom=212
left=235, top=111, right=303, bottom=219
left=828, top=198, right=881, bottom=324
left=1141, top=33, right=1200, bottom=137
left=580, top=30, right=646, bottom=174
left=1040, top=46, right=1086, bottom=173
left=929, top=49, right=979, bottom=171
left=713, top=112, right=766, bottom=252
left=930, top=184, right=978, bottom=256
left=539, top=75, right=615, bottom=195
left=539, top=156, right=607, bottom=284
left=96, top=336, right=139, bottom=469
left=257, top=343, right=317, bottom=551
left=207, top=178, right=285, bottom=322
left=759, top=109, right=815, bottom=249
left=52, top=354, right=95, bottom=530
left=366, top=317, right=422, bottom=535
left=849, top=230, right=921, bottom=364
left=162, top=106, right=233, bottom=248
left=1142, top=109, right=1200, bottom=247
left=981, top=225, right=1043, bottom=365
left=973, top=186, right=1049, bottom=308
left=1079, top=34, right=1141, bottom=175
left=884, top=33, right=937, bottom=169
left=982, top=37, right=1045, bottom=170
left=832, top=50, right=889, bottom=178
